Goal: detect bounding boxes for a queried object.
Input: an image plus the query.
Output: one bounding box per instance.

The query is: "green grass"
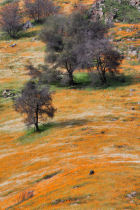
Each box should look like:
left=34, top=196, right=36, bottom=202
left=51, top=194, right=91, bottom=205
left=49, top=71, right=133, bottom=91
left=74, top=72, right=91, bottom=86
left=16, top=119, right=90, bottom=144
left=0, top=30, right=39, bottom=41
left=74, top=72, right=133, bottom=89
left=33, top=170, right=61, bottom=184
left=16, top=123, right=54, bottom=144
left=102, top=0, right=140, bottom=23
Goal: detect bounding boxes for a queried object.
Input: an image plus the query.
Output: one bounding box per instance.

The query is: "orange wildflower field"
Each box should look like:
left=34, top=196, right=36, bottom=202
left=0, top=0, right=140, bottom=209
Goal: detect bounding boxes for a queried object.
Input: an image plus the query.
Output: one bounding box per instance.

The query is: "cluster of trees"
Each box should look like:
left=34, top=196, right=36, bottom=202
left=40, top=8, right=123, bottom=85
left=14, top=7, right=124, bottom=131
left=0, top=0, right=58, bottom=38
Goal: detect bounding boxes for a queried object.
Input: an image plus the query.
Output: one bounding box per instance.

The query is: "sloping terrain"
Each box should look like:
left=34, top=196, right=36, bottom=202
left=0, top=0, right=140, bottom=209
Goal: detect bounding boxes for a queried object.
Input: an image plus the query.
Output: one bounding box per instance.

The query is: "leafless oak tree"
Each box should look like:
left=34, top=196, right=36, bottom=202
left=0, top=2, right=22, bottom=38
left=24, top=0, right=58, bottom=22
left=14, top=81, right=56, bottom=131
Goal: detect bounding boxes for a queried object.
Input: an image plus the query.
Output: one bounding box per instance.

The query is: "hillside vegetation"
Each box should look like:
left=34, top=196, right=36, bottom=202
left=0, top=0, right=140, bottom=209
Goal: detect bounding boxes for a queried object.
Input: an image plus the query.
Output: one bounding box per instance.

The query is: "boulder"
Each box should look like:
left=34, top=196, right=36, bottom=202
left=23, top=21, right=33, bottom=30
left=10, top=43, right=16, bottom=47
left=89, top=170, right=95, bottom=175
left=2, top=89, right=15, bottom=98
left=126, top=191, right=137, bottom=199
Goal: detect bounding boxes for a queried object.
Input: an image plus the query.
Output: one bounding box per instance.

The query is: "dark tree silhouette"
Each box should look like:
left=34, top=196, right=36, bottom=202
left=41, top=7, right=123, bottom=85
left=95, top=46, right=124, bottom=84
left=26, top=62, right=42, bottom=79
left=0, top=2, right=22, bottom=38
left=76, top=38, right=124, bottom=84
left=41, top=14, right=77, bottom=85
left=24, top=0, right=58, bottom=22
left=14, top=81, right=56, bottom=131
left=41, top=9, right=109, bottom=85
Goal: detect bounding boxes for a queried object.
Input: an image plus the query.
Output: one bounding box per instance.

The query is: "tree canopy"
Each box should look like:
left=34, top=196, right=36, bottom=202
left=14, top=81, right=56, bottom=131
left=41, top=8, right=123, bottom=85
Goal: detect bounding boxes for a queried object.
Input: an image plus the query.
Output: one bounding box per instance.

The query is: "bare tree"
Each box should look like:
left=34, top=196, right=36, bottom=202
left=40, top=9, right=108, bottom=85
left=24, top=0, right=58, bottom=22
left=14, top=81, right=56, bottom=131
left=95, top=46, right=124, bottom=84
left=76, top=38, right=123, bottom=84
left=0, top=2, right=23, bottom=38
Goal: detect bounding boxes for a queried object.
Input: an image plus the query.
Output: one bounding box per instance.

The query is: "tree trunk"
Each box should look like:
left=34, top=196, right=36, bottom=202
left=96, top=61, right=107, bottom=84
left=68, top=71, right=74, bottom=86
left=102, top=70, right=107, bottom=84
left=65, top=61, right=74, bottom=86
left=35, top=122, right=39, bottom=132
left=35, top=105, right=39, bottom=132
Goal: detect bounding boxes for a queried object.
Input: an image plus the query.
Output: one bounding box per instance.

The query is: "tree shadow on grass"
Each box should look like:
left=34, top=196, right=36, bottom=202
left=73, top=73, right=134, bottom=90
left=18, top=30, right=39, bottom=39
left=39, top=118, right=90, bottom=132
left=0, top=30, right=39, bottom=41
left=100, top=74, right=133, bottom=90
left=51, top=73, right=134, bottom=91
left=17, top=119, right=90, bottom=144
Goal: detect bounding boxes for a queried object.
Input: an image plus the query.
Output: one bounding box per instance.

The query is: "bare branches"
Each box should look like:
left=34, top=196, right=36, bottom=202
left=14, top=81, right=56, bottom=131
left=24, top=0, right=59, bottom=22
left=0, top=2, right=23, bottom=38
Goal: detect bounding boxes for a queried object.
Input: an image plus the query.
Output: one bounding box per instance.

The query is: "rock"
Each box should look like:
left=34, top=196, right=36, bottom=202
left=116, top=145, right=126, bottom=148
left=89, top=170, right=94, bottom=175
left=10, top=43, right=16, bottom=47
left=2, top=89, right=15, bottom=98
left=126, top=191, right=137, bottom=199
left=131, top=191, right=137, bottom=197
left=101, top=131, right=105, bottom=134
left=90, top=0, right=104, bottom=21
left=130, top=89, right=136, bottom=92
left=128, top=50, right=137, bottom=57
left=73, top=185, right=80, bottom=189
left=23, top=21, right=33, bottom=30
left=127, top=194, right=133, bottom=199
left=126, top=28, right=132, bottom=32
left=111, top=118, right=118, bottom=121
left=32, top=37, right=38, bottom=42
left=130, top=0, right=140, bottom=10
left=27, top=190, right=34, bottom=198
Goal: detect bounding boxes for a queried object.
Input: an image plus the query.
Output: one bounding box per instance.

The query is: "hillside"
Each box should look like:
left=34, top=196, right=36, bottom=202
left=0, top=0, right=140, bottom=209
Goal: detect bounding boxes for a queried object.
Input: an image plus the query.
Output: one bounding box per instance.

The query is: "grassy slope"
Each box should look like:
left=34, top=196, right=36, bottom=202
left=0, top=0, right=140, bottom=209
